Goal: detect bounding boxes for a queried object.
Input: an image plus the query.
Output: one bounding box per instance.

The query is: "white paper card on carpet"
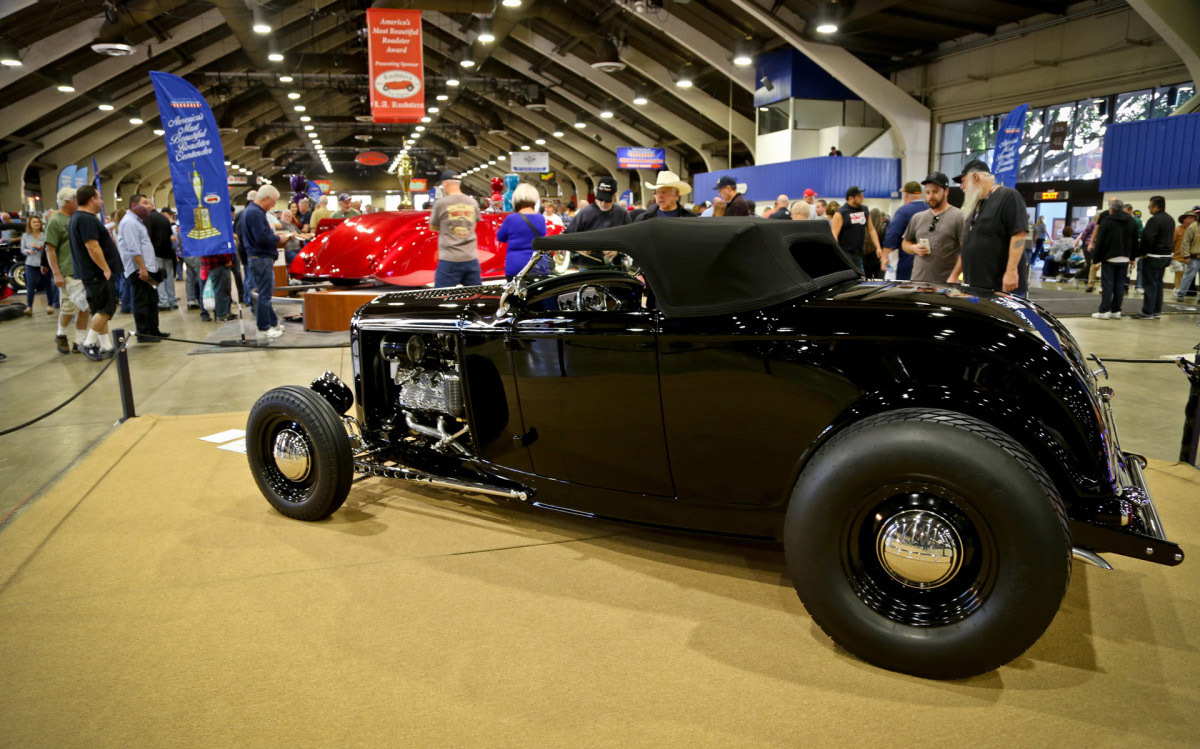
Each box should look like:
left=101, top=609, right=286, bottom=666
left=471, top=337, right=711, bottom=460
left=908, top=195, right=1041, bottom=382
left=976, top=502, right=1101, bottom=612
left=216, top=438, right=247, bottom=454
left=199, top=429, right=246, bottom=443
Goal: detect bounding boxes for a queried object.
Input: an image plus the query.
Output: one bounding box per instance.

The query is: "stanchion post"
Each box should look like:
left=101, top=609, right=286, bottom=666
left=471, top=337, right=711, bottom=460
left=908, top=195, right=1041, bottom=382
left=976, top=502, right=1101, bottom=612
left=1179, top=345, right=1200, bottom=465
left=113, top=328, right=137, bottom=422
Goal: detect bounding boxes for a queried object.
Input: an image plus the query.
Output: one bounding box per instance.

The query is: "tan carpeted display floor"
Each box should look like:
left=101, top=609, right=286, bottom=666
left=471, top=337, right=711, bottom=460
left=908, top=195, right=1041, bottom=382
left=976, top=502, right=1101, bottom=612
left=1, top=413, right=1198, bottom=747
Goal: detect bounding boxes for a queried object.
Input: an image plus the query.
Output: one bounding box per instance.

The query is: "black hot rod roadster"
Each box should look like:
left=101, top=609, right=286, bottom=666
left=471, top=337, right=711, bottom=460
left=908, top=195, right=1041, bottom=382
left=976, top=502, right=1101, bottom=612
left=247, top=218, right=1183, bottom=678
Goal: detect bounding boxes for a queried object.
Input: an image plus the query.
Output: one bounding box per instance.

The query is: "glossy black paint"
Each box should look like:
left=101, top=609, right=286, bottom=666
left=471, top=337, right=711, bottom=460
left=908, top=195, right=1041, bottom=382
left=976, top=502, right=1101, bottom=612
left=350, top=275, right=1130, bottom=544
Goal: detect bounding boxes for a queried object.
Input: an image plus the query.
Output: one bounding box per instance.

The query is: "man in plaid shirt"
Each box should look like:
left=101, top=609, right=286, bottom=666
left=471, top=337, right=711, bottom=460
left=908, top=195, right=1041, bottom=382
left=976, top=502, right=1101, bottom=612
left=201, top=251, right=235, bottom=321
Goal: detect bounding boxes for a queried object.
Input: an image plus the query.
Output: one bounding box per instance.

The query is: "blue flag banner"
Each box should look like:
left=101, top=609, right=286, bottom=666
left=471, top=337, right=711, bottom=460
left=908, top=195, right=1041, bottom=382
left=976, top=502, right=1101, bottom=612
left=73, top=165, right=88, bottom=189
left=307, top=180, right=323, bottom=205
left=992, top=103, right=1028, bottom=188
left=91, top=158, right=105, bottom=222
left=57, top=165, right=77, bottom=195
left=148, top=70, right=235, bottom=257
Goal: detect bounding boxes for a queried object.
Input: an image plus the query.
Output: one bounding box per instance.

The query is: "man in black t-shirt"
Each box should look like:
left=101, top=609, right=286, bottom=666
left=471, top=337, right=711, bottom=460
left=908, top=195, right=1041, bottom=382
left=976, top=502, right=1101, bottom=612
left=830, top=186, right=880, bottom=275
left=68, top=184, right=124, bottom=360
left=948, top=159, right=1030, bottom=295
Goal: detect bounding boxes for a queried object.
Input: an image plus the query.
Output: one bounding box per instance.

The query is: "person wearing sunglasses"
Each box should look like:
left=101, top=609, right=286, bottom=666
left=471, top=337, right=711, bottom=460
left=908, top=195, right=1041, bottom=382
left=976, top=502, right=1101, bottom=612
left=901, top=172, right=965, bottom=284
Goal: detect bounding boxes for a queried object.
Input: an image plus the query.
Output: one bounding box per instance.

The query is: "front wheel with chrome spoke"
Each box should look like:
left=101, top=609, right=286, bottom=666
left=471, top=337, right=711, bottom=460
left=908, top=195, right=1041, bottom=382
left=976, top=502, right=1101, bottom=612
left=247, top=386, right=352, bottom=521
left=784, top=409, right=1071, bottom=679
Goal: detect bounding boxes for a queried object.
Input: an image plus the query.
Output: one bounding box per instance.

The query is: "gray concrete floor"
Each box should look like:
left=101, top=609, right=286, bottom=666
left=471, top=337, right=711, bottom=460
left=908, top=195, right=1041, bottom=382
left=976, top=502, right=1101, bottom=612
left=1, top=276, right=1197, bottom=524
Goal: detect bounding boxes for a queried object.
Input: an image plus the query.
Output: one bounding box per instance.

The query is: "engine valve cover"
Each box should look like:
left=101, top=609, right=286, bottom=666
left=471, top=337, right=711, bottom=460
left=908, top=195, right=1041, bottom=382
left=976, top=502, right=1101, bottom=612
left=399, top=371, right=464, bottom=416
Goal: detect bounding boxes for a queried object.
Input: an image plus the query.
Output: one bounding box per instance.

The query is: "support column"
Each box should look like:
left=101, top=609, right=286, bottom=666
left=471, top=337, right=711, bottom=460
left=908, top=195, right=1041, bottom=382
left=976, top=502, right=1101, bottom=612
left=731, top=0, right=931, bottom=177
left=1127, top=0, right=1200, bottom=89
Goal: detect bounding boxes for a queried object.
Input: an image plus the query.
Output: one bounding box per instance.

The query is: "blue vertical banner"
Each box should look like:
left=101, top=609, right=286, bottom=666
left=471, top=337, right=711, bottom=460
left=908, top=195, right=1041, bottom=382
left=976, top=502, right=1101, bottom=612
left=992, top=103, right=1028, bottom=188
left=56, top=165, right=78, bottom=194
left=73, top=165, right=88, bottom=189
left=307, top=180, right=323, bottom=205
left=148, top=70, right=235, bottom=257
left=91, top=158, right=105, bottom=222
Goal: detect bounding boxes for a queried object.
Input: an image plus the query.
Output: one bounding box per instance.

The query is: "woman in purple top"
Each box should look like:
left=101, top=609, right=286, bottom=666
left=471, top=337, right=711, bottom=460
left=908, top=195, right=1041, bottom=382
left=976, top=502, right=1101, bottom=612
left=496, top=183, right=550, bottom=279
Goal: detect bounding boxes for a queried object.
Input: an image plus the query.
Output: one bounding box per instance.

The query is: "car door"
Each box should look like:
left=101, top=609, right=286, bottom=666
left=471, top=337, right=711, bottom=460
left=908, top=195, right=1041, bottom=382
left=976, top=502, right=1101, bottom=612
left=507, top=305, right=674, bottom=497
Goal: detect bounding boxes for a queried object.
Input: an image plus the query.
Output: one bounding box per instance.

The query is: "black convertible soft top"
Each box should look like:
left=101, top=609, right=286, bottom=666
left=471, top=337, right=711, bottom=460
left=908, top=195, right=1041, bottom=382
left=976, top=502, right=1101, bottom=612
left=533, top=217, right=862, bottom=317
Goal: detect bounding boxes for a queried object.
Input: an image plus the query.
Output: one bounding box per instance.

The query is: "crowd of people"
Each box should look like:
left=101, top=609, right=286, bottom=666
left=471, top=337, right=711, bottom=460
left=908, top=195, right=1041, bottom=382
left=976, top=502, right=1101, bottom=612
left=5, top=158, right=1197, bottom=366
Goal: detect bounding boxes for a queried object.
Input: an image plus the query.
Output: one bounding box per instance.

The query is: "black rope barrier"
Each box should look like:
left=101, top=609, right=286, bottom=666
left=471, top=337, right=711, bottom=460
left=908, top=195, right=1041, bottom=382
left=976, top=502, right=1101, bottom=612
left=148, top=333, right=350, bottom=350
left=0, top=333, right=130, bottom=437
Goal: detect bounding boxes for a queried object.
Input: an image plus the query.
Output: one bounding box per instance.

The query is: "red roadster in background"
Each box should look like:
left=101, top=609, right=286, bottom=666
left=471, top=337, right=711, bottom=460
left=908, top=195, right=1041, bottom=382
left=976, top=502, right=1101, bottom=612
left=289, top=210, right=562, bottom=287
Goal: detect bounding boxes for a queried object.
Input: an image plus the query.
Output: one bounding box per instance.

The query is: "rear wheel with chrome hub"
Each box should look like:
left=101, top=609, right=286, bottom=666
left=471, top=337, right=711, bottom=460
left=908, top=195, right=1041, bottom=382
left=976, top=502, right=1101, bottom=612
left=247, top=386, right=352, bottom=521
left=784, top=409, right=1070, bottom=679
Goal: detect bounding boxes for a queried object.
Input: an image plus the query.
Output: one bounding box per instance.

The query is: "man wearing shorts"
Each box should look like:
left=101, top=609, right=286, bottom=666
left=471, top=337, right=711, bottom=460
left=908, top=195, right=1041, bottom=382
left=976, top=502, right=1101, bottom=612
left=44, top=186, right=89, bottom=354
left=68, top=184, right=124, bottom=361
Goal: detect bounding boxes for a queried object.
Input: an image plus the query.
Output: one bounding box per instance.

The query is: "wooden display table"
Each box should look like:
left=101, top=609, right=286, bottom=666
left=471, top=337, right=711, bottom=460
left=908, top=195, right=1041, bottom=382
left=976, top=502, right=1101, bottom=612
left=302, top=288, right=392, bottom=332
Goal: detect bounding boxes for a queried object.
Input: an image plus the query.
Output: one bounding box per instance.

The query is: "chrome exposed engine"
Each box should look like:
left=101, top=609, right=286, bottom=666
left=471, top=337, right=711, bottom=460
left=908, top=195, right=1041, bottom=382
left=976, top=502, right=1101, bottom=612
left=380, top=332, right=471, bottom=454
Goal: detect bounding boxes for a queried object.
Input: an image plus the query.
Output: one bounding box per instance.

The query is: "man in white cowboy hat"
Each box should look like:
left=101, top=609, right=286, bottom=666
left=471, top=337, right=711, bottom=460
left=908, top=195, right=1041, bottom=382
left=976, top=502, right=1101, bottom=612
left=637, top=170, right=696, bottom=221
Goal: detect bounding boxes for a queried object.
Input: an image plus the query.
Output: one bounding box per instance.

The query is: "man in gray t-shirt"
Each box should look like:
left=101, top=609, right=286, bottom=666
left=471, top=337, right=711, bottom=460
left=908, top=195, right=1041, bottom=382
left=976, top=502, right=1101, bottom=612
left=902, top=172, right=966, bottom=283
left=429, top=171, right=482, bottom=287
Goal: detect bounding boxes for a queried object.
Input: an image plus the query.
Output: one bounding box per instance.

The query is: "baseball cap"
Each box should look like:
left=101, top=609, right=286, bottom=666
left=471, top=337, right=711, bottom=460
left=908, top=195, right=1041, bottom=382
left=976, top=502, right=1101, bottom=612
left=953, top=158, right=991, bottom=183
left=714, top=175, right=738, bottom=190
left=803, top=188, right=817, bottom=197
left=903, top=180, right=922, bottom=194
left=437, top=170, right=460, bottom=184
left=921, top=172, right=950, bottom=189
left=595, top=176, right=618, bottom=202
left=845, top=186, right=863, bottom=199
left=337, top=192, right=351, bottom=202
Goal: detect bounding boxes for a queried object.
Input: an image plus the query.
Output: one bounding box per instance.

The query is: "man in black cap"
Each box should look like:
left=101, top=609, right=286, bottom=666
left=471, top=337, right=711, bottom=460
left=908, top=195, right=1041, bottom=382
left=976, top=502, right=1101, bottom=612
left=901, top=172, right=965, bottom=283
left=713, top=176, right=749, bottom=217
left=830, top=186, right=880, bottom=275
left=566, top=176, right=631, bottom=234
left=429, top=170, right=481, bottom=287
left=946, top=158, right=1030, bottom=295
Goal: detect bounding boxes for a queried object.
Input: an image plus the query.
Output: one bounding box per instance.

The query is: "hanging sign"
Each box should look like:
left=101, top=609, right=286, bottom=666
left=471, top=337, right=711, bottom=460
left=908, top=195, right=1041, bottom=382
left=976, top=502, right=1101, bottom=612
left=510, top=151, right=549, bottom=173
left=1049, top=121, right=1069, bottom=151
left=148, top=70, right=235, bottom=257
left=313, top=179, right=332, bottom=194
left=227, top=174, right=248, bottom=185
left=408, top=177, right=428, bottom=191
left=355, top=151, right=389, bottom=166
left=307, top=181, right=323, bottom=204
left=1036, top=190, right=1068, bottom=201
left=992, top=103, right=1028, bottom=188
left=73, top=165, right=88, bottom=189
left=616, top=147, right=666, bottom=170
left=366, top=8, right=425, bottom=124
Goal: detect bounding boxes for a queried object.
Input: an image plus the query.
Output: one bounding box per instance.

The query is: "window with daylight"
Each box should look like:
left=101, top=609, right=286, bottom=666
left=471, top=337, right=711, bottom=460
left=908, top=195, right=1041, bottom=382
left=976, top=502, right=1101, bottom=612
left=936, top=81, right=1194, bottom=184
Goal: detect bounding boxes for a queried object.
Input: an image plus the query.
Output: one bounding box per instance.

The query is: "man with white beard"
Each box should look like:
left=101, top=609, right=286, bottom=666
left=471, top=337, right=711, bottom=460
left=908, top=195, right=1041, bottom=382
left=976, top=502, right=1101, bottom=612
left=946, top=159, right=1030, bottom=296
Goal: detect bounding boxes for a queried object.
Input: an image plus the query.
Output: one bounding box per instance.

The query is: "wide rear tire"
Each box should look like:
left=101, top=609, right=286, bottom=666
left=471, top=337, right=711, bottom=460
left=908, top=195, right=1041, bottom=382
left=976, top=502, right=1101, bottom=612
left=784, top=408, right=1071, bottom=679
left=246, top=386, right=352, bottom=521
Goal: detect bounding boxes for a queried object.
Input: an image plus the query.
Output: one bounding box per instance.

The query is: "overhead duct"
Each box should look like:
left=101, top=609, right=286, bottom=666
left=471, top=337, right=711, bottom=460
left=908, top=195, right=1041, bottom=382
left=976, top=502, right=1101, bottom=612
left=92, top=0, right=195, bottom=56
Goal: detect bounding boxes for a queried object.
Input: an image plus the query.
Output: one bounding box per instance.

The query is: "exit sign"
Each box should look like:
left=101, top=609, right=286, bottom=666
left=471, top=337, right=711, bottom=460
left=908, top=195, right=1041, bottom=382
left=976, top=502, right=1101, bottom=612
left=1036, top=190, right=1068, bottom=200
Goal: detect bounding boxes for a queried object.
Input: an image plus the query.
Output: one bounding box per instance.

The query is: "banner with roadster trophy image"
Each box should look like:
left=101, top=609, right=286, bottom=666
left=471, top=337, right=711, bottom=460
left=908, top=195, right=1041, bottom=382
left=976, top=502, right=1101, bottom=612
left=148, top=70, right=235, bottom=257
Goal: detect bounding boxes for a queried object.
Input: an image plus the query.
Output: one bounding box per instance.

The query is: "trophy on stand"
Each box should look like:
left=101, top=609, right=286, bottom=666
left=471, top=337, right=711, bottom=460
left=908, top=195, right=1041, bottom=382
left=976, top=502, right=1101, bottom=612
left=397, top=153, right=414, bottom=209
left=186, top=162, right=222, bottom=239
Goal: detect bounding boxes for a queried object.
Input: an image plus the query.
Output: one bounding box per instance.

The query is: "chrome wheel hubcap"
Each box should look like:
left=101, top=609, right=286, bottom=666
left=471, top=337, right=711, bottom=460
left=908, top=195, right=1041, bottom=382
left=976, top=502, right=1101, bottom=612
left=272, top=428, right=311, bottom=482
left=876, top=509, right=962, bottom=589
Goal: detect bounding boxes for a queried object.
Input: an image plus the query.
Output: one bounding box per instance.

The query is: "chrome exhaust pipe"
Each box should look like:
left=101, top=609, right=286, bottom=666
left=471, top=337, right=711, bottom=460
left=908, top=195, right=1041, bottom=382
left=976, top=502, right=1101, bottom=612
left=1072, top=547, right=1113, bottom=570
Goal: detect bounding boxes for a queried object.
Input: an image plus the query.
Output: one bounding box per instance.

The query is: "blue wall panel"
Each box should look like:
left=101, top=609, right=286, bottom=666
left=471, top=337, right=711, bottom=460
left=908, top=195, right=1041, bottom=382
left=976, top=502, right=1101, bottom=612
left=754, top=48, right=859, bottom=107
left=1100, top=113, right=1200, bottom=192
left=694, top=156, right=900, bottom=204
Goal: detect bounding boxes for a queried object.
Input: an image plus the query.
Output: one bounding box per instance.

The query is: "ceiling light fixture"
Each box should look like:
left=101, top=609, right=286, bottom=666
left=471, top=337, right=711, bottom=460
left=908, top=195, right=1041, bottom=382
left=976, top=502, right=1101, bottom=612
left=97, top=94, right=114, bottom=111
left=287, top=92, right=300, bottom=100
left=599, top=101, right=614, bottom=118
left=534, top=136, right=546, bottom=145
left=459, top=49, right=476, bottom=68
left=304, top=125, right=314, bottom=131
left=477, top=16, right=495, bottom=43
left=675, top=64, right=694, bottom=88
left=502, top=0, right=521, bottom=7
left=294, top=105, right=306, bottom=112
left=415, top=125, right=425, bottom=131
left=632, top=86, right=648, bottom=106
left=0, top=41, right=22, bottom=67
left=488, top=159, right=496, bottom=164
left=279, top=75, right=293, bottom=83
left=56, top=75, right=75, bottom=93
left=91, top=42, right=135, bottom=57
left=552, top=129, right=564, bottom=137
left=732, top=39, right=754, bottom=67
left=128, top=111, right=144, bottom=125
left=153, top=128, right=165, bottom=136
left=520, top=144, right=530, bottom=150
left=446, top=77, right=460, bottom=87
left=300, top=115, right=311, bottom=122
left=498, top=154, right=506, bottom=161
left=268, top=52, right=284, bottom=62
left=252, top=9, right=271, bottom=34
left=421, top=116, right=431, bottom=123
left=815, top=2, right=839, bottom=34
left=574, top=116, right=587, bottom=129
